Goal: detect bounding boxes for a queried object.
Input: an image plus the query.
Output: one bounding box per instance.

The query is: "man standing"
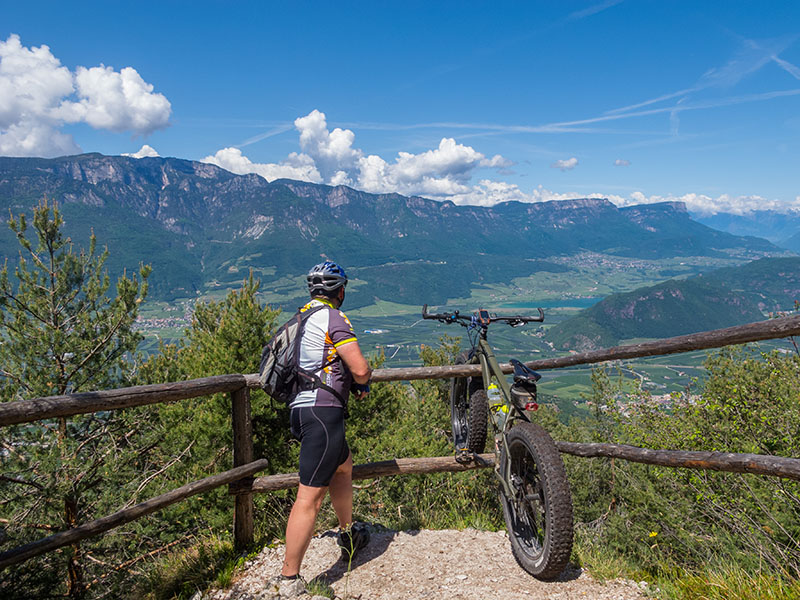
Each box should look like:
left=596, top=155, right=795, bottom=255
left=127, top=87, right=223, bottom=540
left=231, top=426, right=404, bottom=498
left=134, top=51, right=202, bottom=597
left=279, top=261, right=372, bottom=583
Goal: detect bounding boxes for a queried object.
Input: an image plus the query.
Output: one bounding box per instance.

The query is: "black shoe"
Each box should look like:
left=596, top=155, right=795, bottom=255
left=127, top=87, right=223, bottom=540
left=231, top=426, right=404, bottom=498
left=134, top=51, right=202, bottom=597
left=337, top=522, right=370, bottom=562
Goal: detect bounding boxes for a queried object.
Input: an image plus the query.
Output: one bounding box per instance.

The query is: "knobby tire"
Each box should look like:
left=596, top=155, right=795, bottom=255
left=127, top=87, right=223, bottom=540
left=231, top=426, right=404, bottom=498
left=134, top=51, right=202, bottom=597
left=450, top=351, right=488, bottom=453
left=500, top=421, right=573, bottom=580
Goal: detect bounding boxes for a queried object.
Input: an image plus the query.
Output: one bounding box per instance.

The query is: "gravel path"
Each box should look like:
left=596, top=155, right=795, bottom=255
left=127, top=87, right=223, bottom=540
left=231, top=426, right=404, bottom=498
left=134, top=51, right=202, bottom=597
left=208, top=528, right=650, bottom=600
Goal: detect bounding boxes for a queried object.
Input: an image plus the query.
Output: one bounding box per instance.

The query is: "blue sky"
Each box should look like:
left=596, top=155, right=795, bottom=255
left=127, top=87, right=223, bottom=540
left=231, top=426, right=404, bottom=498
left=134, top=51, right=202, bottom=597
left=2, top=1, right=799, bottom=214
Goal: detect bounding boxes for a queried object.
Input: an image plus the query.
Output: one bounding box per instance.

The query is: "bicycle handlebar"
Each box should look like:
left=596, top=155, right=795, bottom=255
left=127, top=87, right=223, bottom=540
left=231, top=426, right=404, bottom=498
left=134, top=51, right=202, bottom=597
left=421, top=304, right=544, bottom=327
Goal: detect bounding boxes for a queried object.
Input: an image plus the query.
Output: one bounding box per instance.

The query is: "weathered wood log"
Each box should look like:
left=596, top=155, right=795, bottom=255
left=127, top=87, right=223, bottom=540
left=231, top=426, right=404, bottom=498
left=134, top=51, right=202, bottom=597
left=231, top=441, right=800, bottom=496
left=245, top=315, right=800, bottom=386
left=231, top=387, right=255, bottom=551
left=0, top=375, right=247, bottom=427
left=555, top=442, right=800, bottom=480
left=229, top=454, right=497, bottom=494
left=523, top=314, right=800, bottom=371
left=351, top=314, right=800, bottom=382
left=0, top=459, right=269, bottom=570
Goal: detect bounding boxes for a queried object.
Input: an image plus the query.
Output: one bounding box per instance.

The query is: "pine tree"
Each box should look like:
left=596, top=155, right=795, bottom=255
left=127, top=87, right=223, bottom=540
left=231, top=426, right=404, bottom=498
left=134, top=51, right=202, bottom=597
left=0, top=200, right=149, bottom=598
left=134, top=275, right=285, bottom=535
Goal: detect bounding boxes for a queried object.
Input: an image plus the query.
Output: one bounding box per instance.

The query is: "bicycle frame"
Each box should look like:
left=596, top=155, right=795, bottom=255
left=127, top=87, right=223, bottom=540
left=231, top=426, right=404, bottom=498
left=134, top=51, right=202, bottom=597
left=471, top=336, right=530, bottom=500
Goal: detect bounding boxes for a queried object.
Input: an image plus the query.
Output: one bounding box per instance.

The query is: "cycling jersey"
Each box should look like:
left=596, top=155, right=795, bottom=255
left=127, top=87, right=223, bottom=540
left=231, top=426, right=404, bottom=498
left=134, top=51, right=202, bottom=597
left=290, top=298, right=358, bottom=409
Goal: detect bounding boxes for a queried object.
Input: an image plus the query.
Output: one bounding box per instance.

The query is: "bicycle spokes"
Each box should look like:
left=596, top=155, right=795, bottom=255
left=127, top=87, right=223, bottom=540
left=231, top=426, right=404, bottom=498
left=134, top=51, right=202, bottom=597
left=510, top=450, right=546, bottom=553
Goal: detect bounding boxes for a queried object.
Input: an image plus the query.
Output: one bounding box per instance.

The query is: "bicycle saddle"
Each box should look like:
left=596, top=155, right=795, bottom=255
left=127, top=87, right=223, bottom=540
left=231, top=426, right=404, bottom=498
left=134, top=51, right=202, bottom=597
left=509, top=359, right=541, bottom=384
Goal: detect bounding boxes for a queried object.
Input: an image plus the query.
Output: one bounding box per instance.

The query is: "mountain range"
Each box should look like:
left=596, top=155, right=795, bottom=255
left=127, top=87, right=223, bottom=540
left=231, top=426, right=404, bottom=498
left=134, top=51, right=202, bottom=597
left=0, top=153, right=789, bottom=309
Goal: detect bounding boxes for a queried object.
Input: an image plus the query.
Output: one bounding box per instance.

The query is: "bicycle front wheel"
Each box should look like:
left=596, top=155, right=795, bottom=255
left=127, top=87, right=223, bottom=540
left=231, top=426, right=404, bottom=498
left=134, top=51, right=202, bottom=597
left=450, top=351, right=488, bottom=453
left=500, top=422, right=573, bottom=580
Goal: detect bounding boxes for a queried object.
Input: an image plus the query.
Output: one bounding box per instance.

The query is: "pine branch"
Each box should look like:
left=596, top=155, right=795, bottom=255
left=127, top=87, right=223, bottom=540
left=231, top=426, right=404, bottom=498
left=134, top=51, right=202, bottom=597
left=124, top=442, right=195, bottom=508
left=0, top=474, right=44, bottom=490
left=64, top=315, right=134, bottom=383
left=0, top=288, right=51, bottom=329
left=0, top=368, right=33, bottom=393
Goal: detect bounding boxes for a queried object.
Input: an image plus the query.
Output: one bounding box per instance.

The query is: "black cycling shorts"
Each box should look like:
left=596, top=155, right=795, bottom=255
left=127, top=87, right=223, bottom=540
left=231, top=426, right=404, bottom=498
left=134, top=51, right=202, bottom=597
left=290, top=406, right=350, bottom=488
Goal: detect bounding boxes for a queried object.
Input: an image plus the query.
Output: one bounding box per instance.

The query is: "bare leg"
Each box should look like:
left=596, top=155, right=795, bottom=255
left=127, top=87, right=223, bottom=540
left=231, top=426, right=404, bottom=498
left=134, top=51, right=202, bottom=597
left=329, top=452, right=354, bottom=528
left=282, top=484, right=327, bottom=577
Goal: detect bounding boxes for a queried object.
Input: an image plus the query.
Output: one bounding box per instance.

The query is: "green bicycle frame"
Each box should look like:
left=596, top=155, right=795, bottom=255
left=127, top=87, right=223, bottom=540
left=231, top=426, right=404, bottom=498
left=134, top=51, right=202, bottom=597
left=474, top=336, right=530, bottom=499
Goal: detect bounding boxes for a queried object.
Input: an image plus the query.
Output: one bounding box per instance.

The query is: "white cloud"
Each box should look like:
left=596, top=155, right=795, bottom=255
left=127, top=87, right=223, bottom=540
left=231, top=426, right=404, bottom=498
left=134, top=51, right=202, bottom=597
left=201, top=147, right=322, bottom=183
left=451, top=186, right=800, bottom=214
left=207, top=109, right=513, bottom=198
left=608, top=191, right=800, bottom=215
left=614, top=158, right=630, bottom=166
left=355, top=137, right=511, bottom=197
left=551, top=157, right=578, bottom=171
left=295, top=109, right=361, bottom=179
left=0, top=122, right=79, bottom=157
left=0, top=34, right=171, bottom=157
left=448, top=180, right=531, bottom=206
left=123, top=144, right=160, bottom=158
left=61, top=66, right=171, bottom=134
left=447, top=182, right=604, bottom=207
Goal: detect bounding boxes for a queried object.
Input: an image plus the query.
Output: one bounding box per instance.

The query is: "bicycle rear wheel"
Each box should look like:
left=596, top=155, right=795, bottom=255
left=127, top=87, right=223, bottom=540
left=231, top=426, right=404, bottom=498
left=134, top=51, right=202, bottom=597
left=450, top=351, right=488, bottom=453
left=500, top=422, right=573, bottom=580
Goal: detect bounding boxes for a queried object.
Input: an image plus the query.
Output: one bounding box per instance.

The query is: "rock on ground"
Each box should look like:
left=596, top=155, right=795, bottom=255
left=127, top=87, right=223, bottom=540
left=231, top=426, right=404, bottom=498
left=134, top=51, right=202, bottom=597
left=204, top=528, right=649, bottom=600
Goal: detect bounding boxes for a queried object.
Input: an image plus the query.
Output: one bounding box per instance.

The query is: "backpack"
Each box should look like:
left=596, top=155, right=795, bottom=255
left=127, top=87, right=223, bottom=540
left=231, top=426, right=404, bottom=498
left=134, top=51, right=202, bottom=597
left=258, top=304, right=346, bottom=405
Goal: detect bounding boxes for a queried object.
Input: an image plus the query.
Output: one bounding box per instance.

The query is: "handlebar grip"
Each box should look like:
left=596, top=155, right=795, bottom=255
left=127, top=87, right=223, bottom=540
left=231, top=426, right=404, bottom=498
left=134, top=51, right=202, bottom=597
left=421, top=304, right=445, bottom=320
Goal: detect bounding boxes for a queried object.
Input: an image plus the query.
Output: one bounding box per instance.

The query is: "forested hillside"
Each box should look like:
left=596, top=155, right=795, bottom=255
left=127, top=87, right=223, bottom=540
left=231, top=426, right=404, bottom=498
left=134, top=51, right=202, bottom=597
left=548, top=256, right=800, bottom=350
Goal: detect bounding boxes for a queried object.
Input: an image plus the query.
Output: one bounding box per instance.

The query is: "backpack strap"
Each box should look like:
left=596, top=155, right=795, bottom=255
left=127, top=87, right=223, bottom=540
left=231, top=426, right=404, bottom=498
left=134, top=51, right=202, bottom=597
left=293, top=304, right=348, bottom=406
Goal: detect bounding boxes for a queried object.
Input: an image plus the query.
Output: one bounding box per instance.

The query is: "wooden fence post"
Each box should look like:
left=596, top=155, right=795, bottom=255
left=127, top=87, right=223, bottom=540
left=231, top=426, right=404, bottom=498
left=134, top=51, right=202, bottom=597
left=231, top=387, right=254, bottom=551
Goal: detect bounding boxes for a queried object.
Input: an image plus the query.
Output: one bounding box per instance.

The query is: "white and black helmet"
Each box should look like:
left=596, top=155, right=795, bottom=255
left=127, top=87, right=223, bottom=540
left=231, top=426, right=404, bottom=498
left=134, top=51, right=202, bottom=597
left=307, top=261, right=348, bottom=294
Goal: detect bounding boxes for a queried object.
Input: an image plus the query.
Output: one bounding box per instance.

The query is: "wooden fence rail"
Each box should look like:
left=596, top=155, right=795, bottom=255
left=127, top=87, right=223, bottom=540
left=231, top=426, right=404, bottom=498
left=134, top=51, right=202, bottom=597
left=4, top=315, right=800, bottom=427
left=0, top=459, right=269, bottom=570
left=0, top=374, right=247, bottom=427
left=2, top=314, right=800, bottom=570
left=228, top=444, right=800, bottom=495
left=367, top=313, right=800, bottom=382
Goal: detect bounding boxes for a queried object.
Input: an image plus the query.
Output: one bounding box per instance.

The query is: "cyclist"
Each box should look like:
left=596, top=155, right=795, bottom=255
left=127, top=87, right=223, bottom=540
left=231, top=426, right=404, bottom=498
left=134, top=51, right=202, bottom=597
left=279, top=261, right=372, bottom=584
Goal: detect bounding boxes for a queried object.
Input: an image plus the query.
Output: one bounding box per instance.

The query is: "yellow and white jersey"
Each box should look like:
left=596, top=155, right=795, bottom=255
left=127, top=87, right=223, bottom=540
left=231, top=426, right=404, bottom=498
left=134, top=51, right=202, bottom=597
left=291, top=298, right=358, bottom=408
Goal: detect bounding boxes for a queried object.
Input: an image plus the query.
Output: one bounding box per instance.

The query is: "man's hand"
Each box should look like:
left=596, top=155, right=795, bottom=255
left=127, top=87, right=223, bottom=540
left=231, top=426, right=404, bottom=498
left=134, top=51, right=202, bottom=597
left=351, top=383, right=370, bottom=400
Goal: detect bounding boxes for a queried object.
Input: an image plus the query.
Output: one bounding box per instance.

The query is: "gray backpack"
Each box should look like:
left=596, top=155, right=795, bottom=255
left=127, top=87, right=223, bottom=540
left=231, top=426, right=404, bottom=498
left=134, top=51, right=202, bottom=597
left=258, top=305, right=345, bottom=404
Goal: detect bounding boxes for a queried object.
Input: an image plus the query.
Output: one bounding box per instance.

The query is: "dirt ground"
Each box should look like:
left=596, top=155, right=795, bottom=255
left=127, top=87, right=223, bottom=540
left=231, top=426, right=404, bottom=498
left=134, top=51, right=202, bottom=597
left=209, top=528, right=651, bottom=600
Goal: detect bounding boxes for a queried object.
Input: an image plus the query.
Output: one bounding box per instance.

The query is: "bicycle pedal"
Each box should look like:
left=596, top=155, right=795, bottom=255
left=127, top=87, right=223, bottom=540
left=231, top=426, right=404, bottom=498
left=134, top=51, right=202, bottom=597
left=455, top=449, right=475, bottom=464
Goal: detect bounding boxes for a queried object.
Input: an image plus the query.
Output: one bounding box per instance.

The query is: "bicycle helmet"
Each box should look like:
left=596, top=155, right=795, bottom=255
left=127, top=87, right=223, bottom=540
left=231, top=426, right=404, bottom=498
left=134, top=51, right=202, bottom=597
left=307, top=261, right=348, bottom=294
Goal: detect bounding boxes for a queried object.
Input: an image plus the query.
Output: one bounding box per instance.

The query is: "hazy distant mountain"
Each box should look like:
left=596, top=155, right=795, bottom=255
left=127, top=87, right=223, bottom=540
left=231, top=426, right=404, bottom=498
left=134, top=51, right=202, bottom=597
left=0, top=153, right=786, bottom=307
left=779, top=231, right=800, bottom=254
left=693, top=211, right=800, bottom=248
left=548, top=257, right=800, bottom=351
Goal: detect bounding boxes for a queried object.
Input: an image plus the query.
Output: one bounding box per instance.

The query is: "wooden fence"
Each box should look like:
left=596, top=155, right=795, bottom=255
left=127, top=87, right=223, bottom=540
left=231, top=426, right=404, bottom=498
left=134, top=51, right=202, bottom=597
left=2, top=314, right=800, bottom=570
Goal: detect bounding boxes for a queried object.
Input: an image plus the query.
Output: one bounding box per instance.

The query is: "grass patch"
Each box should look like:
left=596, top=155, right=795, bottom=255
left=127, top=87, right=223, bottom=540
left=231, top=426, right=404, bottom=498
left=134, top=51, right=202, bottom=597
left=306, top=577, right=336, bottom=598
left=136, top=536, right=251, bottom=600
left=662, top=567, right=800, bottom=600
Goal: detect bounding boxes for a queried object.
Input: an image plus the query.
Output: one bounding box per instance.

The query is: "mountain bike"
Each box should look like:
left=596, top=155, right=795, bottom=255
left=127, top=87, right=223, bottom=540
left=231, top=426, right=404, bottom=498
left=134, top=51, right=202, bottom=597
left=422, top=305, right=573, bottom=580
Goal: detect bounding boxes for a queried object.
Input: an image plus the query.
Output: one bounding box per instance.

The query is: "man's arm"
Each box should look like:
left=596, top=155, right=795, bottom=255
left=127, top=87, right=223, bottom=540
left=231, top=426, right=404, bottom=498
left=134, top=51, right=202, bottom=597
left=337, top=341, right=372, bottom=384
